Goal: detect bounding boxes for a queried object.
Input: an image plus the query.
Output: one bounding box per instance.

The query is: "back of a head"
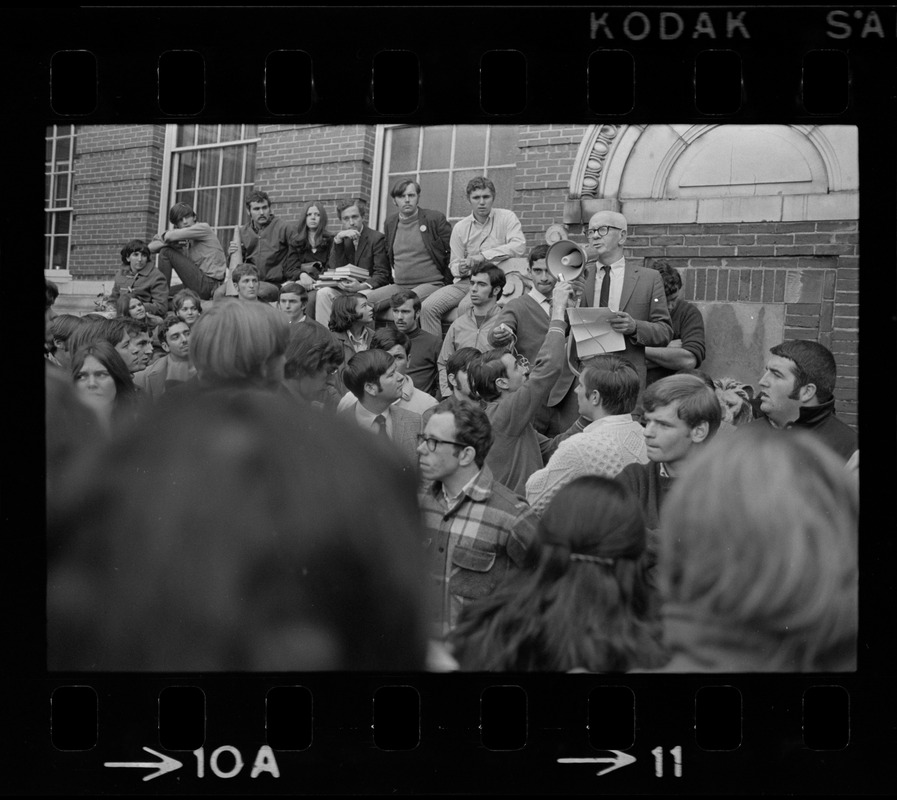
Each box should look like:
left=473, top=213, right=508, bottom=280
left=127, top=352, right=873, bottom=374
left=47, top=389, right=428, bottom=671
left=658, top=424, right=858, bottom=671
left=190, top=299, right=289, bottom=387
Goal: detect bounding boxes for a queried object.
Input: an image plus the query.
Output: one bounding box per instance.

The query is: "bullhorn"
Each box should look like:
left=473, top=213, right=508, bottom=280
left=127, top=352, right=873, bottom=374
left=546, top=240, right=599, bottom=281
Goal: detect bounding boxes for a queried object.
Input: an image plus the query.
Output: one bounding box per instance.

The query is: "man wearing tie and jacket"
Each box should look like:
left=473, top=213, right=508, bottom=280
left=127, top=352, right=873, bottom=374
left=314, top=198, right=390, bottom=328
left=577, top=210, right=673, bottom=392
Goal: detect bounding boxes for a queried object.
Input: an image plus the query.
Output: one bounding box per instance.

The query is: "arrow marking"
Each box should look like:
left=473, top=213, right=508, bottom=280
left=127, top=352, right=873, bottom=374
left=558, top=751, right=637, bottom=776
left=104, top=747, right=183, bottom=782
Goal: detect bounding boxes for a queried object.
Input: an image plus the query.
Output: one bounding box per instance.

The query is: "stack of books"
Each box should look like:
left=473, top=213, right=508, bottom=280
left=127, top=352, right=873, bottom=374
left=314, top=265, right=370, bottom=288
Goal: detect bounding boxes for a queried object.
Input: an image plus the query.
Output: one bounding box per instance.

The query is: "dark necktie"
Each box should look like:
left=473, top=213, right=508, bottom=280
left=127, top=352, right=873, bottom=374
left=374, top=414, right=389, bottom=440
left=346, top=237, right=356, bottom=262
left=598, top=265, right=611, bottom=307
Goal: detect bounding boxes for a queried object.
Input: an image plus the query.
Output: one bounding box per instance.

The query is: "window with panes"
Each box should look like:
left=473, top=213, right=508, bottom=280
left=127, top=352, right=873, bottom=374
left=166, top=124, right=259, bottom=252
left=377, top=125, right=518, bottom=227
left=45, top=125, right=76, bottom=271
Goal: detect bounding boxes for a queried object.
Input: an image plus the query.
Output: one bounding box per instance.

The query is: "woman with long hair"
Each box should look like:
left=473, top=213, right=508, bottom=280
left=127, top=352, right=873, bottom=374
left=70, top=340, right=138, bottom=434
left=450, top=476, right=669, bottom=672
left=285, top=199, right=333, bottom=288
left=172, top=288, right=203, bottom=328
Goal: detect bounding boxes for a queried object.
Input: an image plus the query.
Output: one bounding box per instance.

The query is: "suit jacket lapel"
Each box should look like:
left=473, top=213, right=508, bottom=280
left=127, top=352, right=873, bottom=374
left=356, top=227, right=370, bottom=262
left=619, top=263, right=638, bottom=311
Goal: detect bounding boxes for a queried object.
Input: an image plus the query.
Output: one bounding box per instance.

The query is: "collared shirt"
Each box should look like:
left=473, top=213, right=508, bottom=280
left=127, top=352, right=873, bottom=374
left=418, top=464, right=535, bottom=637
left=527, top=286, right=552, bottom=316
left=336, top=373, right=437, bottom=416
left=448, top=207, right=526, bottom=278
left=436, top=302, right=503, bottom=397
left=592, top=256, right=626, bottom=310
left=346, top=327, right=371, bottom=354
left=354, top=401, right=394, bottom=438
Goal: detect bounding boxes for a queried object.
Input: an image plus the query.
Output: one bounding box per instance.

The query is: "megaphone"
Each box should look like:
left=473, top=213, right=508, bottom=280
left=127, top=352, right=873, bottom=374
left=546, top=240, right=600, bottom=282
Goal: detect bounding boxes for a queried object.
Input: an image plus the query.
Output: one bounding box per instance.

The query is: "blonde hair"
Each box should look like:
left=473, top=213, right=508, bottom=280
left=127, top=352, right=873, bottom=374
left=658, top=425, right=858, bottom=671
left=189, top=299, right=289, bottom=386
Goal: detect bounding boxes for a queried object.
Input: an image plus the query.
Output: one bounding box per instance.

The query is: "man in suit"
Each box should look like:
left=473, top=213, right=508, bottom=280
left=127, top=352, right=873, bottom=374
left=340, top=348, right=422, bottom=468
left=578, top=210, right=673, bottom=392
left=365, top=179, right=453, bottom=321
left=315, top=198, right=390, bottom=328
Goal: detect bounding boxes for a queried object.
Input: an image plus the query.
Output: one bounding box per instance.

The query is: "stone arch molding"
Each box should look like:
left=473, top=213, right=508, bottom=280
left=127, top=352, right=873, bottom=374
left=570, top=124, right=858, bottom=223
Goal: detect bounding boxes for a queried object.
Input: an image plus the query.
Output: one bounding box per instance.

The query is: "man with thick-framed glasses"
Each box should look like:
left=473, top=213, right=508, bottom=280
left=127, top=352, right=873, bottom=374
left=417, top=397, right=537, bottom=638
left=578, top=210, right=673, bottom=393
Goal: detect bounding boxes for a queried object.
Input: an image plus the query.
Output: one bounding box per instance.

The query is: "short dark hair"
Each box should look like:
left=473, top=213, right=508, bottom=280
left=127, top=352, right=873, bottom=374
left=770, top=340, right=837, bottom=403
left=336, top=197, right=368, bottom=219
left=121, top=316, right=148, bottom=340
left=580, top=354, right=640, bottom=415
left=45, top=279, right=59, bottom=309
left=643, top=374, right=721, bottom=438
left=280, top=281, right=308, bottom=300
left=120, top=239, right=151, bottom=265
left=371, top=327, right=410, bottom=357
left=158, top=313, right=190, bottom=344
left=389, top=289, right=422, bottom=314
left=232, top=262, right=259, bottom=283
left=468, top=347, right=513, bottom=404
left=329, top=293, right=365, bottom=333
left=342, top=348, right=395, bottom=400
left=433, top=397, right=494, bottom=468
left=653, top=260, right=683, bottom=299
left=245, top=189, right=271, bottom=209
left=283, top=322, right=343, bottom=380
left=168, top=202, right=195, bottom=226
left=470, top=262, right=506, bottom=297
left=466, top=176, right=496, bottom=198
left=446, top=346, right=481, bottom=380
left=390, top=178, right=421, bottom=198
left=528, top=243, right=550, bottom=267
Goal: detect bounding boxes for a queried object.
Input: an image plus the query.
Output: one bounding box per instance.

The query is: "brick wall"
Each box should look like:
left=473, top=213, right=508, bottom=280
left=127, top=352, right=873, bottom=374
left=616, top=219, right=859, bottom=428
left=70, top=125, right=165, bottom=279
left=514, top=124, right=587, bottom=244
left=253, top=124, right=377, bottom=226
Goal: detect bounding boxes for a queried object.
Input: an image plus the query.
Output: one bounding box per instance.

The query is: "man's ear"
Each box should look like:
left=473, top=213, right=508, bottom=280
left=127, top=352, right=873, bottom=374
left=161, top=339, right=171, bottom=353
left=457, top=445, right=476, bottom=468
left=363, top=380, right=380, bottom=398
left=495, top=375, right=509, bottom=392
left=618, top=228, right=628, bottom=245
left=797, top=382, right=817, bottom=404
left=690, top=420, right=710, bottom=444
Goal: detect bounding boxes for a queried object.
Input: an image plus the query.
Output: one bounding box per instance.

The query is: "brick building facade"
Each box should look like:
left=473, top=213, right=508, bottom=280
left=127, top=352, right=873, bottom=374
left=47, top=123, right=858, bottom=428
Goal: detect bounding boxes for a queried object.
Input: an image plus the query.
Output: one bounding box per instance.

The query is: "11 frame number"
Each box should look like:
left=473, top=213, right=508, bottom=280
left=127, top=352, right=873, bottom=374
left=651, top=746, right=683, bottom=777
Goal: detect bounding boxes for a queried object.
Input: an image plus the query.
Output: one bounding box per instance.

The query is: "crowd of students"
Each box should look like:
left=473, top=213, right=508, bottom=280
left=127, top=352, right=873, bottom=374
left=44, top=178, right=859, bottom=673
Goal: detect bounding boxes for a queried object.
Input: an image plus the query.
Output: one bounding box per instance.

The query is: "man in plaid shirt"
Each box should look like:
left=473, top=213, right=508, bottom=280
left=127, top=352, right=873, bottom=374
left=417, top=397, right=537, bottom=638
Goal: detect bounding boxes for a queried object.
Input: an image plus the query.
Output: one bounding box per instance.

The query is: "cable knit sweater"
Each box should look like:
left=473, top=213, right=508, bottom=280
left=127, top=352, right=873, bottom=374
left=525, top=414, right=648, bottom=515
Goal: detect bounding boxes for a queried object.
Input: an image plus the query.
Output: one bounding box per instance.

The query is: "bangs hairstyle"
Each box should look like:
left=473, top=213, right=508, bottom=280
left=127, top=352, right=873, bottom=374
left=70, top=340, right=137, bottom=409
left=329, top=292, right=365, bottom=333
left=342, top=349, right=394, bottom=401
left=280, top=281, right=308, bottom=300
left=450, top=476, right=668, bottom=672
left=466, top=176, right=496, bottom=197
left=232, top=262, right=260, bottom=283
left=658, top=425, right=858, bottom=671
left=47, top=389, right=428, bottom=671
left=642, top=374, right=721, bottom=437
left=297, top=199, right=329, bottom=247
left=168, top=202, right=195, bottom=226
left=770, top=340, right=837, bottom=403
left=244, top=189, right=270, bottom=208
left=173, top=288, right=203, bottom=315
left=470, top=262, right=507, bottom=294
left=389, top=288, right=422, bottom=313
left=189, top=299, right=289, bottom=386
left=336, top=197, right=368, bottom=219
left=580, top=354, right=640, bottom=415
left=390, top=178, right=421, bottom=197
left=120, top=239, right=151, bottom=265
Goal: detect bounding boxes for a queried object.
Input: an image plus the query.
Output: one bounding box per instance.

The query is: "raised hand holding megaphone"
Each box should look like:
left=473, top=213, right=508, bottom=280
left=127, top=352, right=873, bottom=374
left=546, top=240, right=600, bottom=282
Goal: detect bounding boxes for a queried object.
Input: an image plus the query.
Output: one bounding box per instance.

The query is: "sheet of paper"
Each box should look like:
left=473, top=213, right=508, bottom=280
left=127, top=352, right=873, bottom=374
left=566, top=307, right=626, bottom=356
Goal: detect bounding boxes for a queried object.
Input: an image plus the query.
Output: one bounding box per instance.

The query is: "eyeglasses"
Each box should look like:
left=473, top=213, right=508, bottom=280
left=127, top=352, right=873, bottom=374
left=587, top=225, right=622, bottom=237
left=416, top=434, right=469, bottom=452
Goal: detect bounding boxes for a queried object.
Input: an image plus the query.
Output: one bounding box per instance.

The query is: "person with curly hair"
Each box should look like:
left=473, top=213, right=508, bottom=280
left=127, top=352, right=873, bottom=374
left=449, top=475, right=668, bottom=672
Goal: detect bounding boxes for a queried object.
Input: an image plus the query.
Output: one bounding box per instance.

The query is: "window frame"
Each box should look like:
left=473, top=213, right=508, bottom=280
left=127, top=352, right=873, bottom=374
left=44, top=124, right=77, bottom=272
